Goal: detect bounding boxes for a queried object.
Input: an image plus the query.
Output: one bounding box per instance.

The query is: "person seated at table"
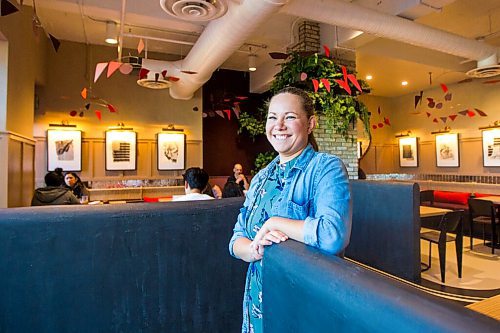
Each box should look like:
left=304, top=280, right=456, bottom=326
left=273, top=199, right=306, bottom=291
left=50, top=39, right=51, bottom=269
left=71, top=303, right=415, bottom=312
left=202, top=182, right=223, bottom=199
left=172, top=167, right=214, bottom=202
left=211, top=184, right=223, bottom=199
left=227, top=163, right=249, bottom=192
left=31, top=168, right=80, bottom=206
left=222, top=181, right=244, bottom=198
left=64, top=172, right=89, bottom=199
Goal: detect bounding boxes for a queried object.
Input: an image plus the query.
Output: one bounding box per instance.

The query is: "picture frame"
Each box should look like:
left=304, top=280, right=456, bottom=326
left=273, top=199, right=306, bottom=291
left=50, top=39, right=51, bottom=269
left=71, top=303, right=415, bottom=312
left=47, top=129, right=82, bottom=171
left=105, top=130, right=137, bottom=171
left=435, top=133, right=460, bottom=167
left=482, top=128, right=500, bottom=167
left=157, top=132, right=186, bottom=170
left=398, top=137, right=419, bottom=167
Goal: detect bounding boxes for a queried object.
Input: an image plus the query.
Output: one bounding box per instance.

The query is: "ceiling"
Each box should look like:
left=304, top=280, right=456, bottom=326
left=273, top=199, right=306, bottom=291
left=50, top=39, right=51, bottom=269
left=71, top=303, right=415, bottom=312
left=22, top=0, right=500, bottom=97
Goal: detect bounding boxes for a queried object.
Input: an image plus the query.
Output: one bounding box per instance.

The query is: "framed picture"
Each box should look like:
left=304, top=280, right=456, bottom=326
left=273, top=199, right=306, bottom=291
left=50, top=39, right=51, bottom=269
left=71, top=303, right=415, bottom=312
left=105, top=130, right=137, bottom=171
left=157, top=132, right=186, bottom=170
left=435, top=133, right=460, bottom=167
left=399, top=137, right=418, bottom=167
left=47, top=129, right=82, bottom=171
left=482, top=128, right=500, bottom=167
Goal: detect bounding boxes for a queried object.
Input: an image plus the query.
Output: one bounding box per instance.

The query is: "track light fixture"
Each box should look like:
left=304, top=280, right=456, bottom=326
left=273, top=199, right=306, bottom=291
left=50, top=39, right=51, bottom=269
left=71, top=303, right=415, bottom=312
left=248, top=54, right=257, bottom=72
left=105, top=21, right=118, bottom=45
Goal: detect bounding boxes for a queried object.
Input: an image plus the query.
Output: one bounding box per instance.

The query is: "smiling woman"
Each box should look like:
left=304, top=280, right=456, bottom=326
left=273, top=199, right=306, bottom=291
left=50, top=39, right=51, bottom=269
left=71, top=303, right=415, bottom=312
left=229, top=87, right=352, bottom=333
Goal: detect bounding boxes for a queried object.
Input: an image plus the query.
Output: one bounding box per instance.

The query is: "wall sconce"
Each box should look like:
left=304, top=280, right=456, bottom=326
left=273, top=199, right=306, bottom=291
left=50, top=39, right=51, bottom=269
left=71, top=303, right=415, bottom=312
left=431, top=126, right=451, bottom=135
left=105, top=21, right=118, bottom=45
left=108, top=122, right=133, bottom=130
left=162, top=124, right=184, bottom=132
left=395, top=131, right=412, bottom=138
left=248, top=54, right=257, bottom=72
left=479, top=120, right=500, bottom=130
left=49, top=121, right=76, bottom=128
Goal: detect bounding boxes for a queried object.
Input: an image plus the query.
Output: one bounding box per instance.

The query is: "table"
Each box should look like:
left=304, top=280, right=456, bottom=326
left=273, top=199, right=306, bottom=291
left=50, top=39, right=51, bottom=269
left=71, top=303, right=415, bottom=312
left=466, top=294, right=500, bottom=321
left=475, top=196, right=500, bottom=205
left=420, top=206, right=452, bottom=218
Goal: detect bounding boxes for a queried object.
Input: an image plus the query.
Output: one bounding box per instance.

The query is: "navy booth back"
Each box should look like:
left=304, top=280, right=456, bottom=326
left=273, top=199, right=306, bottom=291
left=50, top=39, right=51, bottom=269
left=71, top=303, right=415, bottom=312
left=0, top=198, right=247, bottom=333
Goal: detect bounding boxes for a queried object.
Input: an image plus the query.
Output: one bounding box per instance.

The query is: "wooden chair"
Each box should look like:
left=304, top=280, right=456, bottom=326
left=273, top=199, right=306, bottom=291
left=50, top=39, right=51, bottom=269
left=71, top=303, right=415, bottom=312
left=420, top=210, right=463, bottom=283
left=468, top=198, right=498, bottom=255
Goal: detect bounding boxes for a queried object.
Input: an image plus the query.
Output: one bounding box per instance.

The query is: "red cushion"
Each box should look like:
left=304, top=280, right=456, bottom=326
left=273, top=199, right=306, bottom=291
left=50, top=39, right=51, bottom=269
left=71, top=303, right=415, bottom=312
left=474, top=193, right=496, bottom=198
left=433, top=191, right=470, bottom=205
left=143, top=196, right=159, bottom=202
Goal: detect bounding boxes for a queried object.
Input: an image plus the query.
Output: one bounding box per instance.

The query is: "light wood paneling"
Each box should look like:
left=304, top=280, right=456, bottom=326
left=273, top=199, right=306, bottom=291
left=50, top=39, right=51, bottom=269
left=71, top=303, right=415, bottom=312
left=8, top=139, right=22, bottom=206
left=7, top=136, right=35, bottom=207
left=22, top=143, right=34, bottom=207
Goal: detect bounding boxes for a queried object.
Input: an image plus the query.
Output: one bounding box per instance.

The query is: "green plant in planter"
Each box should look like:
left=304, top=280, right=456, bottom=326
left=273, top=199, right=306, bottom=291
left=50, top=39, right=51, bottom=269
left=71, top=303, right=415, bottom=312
left=270, top=51, right=370, bottom=141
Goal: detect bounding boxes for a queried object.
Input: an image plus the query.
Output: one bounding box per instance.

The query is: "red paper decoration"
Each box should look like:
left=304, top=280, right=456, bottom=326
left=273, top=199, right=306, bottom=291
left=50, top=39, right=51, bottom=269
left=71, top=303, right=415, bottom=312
left=320, top=78, right=331, bottom=93
left=312, top=79, right=319, bottom=92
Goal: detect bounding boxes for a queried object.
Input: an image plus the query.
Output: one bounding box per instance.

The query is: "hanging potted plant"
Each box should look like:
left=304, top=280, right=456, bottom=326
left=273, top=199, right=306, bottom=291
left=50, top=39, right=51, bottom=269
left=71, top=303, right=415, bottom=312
left=270, top=50, right=370, bottom=141
left=238, top=49, right=371, bottom=172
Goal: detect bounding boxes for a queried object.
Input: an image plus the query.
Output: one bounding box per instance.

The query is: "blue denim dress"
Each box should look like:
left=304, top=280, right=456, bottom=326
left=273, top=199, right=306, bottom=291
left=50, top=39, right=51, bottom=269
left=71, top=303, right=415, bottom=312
left=229, top=144, right=352, bottom=333
left=243, top=158, right=298, bottom=333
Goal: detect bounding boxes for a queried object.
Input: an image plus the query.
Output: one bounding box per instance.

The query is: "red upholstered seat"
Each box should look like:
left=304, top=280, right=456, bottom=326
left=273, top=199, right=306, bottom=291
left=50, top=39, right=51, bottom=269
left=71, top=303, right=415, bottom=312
left=143, top=196, right=172, bottom=202
left=143, top=196, right=159, bottom=202
left=433, top=191, right=470, bottom=206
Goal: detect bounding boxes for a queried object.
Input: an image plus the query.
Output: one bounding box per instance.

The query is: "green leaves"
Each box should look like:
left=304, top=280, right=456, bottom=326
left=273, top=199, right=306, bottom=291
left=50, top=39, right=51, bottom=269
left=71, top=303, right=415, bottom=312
left=237, top=99, right=269, bottom=140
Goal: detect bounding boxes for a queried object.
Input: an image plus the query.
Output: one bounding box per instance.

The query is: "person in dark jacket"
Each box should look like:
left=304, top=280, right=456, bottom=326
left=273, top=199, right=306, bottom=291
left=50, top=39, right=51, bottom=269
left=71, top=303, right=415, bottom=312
left=31, top=168, right=80, bottom=206
left=64, top=172, right=89, bottom=199
left=222, top=181, right=244, bottom=198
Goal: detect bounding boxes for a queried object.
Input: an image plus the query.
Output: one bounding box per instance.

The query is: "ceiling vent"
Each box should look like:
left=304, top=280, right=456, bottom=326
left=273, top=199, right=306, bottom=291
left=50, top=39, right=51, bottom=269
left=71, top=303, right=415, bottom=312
left=137, top=78, right=172, bottom=89
left=137, top=58, right=173, bottom=90
left=466, top=53, right=500, bottom=78
left=159, top=0, right=228, bottom=21
left=466, top=65, right=500, bottom=78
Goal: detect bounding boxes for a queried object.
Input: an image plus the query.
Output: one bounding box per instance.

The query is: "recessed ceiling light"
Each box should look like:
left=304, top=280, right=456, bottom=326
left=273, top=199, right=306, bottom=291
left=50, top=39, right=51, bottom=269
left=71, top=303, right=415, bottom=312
left=401, top=81, right=408, bottom=86
left=365, top=75, right=372, bottom=80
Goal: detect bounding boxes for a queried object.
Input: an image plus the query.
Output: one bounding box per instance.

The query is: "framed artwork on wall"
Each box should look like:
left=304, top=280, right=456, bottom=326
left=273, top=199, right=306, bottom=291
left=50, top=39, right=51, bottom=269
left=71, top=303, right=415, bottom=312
left=157, top=132, right=186, bottom=170
left=435, top=133, right=460, bottom=167
left=47, top=129, right=82, bottom=171
left=105, top=130, right=137, bottom=171
left=482, top=128, right=500, bottom=167
left=398, top=137, right=419, bottom=167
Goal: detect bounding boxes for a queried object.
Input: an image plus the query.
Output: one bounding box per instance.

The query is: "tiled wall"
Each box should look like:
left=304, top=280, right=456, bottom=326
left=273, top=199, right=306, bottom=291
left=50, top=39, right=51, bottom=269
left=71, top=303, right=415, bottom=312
left=89, top=178, right=184, bottom=189
left=367, top=173, right=500, bottom=185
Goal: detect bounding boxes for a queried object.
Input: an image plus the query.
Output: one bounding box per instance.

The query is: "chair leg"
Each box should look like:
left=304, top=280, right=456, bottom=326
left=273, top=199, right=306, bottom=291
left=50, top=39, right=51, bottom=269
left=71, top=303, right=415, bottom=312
left=470, top=220, right=474, bottom=250
left=455, top=239, right=463, bottom=278
left=492, top=218, right=497, bottom=255
left=456, top=222, right=463, bottom=279
left=438, top=241, right=446, bottom=283
left=421, top=241, right=432, bottom=272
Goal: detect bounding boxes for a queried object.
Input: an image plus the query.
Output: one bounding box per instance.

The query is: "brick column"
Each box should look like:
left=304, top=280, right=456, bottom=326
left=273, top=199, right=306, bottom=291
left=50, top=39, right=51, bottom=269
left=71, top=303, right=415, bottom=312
left=288, top=21, right=320, bottom=53
left=289, top=21, right=359, bottom=179
left=315, top=116, right=358, bottom=179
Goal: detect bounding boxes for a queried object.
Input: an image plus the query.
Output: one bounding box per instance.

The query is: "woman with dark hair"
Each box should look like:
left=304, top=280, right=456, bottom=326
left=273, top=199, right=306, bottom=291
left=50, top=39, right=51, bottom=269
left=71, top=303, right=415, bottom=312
left=222, top=181, right=244, bottom=198
left=229, top=87, right=352, bottom=333
left=31, top=168, right=80, bottom=206
left=64, top=172, right=89, bottom=199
